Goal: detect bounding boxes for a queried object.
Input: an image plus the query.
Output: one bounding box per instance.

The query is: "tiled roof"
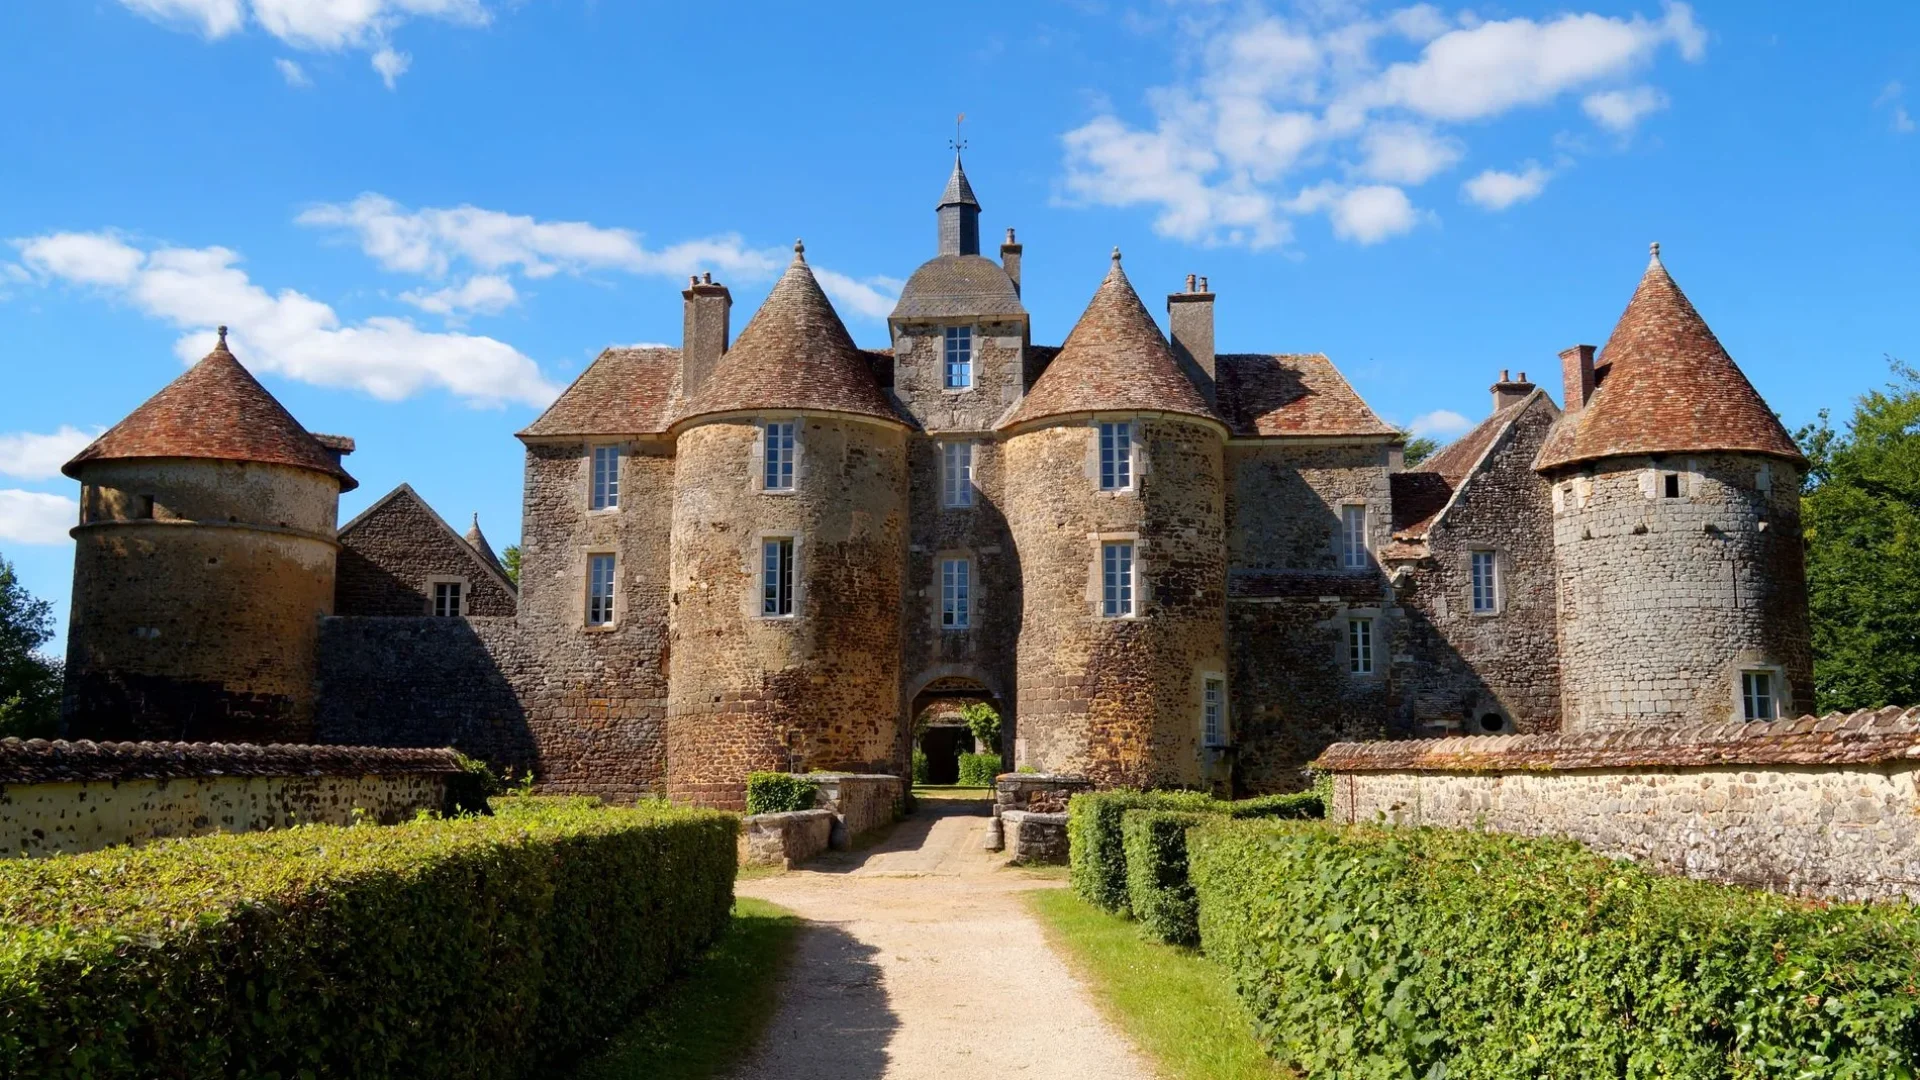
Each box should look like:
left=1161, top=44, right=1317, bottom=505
left=0, top=738, right=460, bottom=784
left=675, top=246, right=902, bottom=428
left=1001, top=254, right=1218, bottom=431
left=1390, top=390, right=1554, bottom=540
left=517, top=346, right=677, bottom=438
left=891, top=254, right=1026, bottom=320
left=1215, top=353, right=1397, bottom=437
left=1312, top=706, right=1920, bottom=773
left=1536, top=246, right=1803, bottom=471
left=65, top=336, right=356, bottom=491
left=338, top=483, right=517, bottom=596
left=938, top=155, right=979, bottom=208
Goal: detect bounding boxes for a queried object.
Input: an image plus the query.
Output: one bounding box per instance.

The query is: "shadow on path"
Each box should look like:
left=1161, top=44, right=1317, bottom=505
left=804, top=795, right=991, bottom=876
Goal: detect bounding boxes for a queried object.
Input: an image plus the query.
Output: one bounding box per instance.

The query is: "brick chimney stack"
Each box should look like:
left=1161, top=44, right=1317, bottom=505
left=681, top=272, right=731, bottom=401
left=1167, top=273, right=1217, bottom=408
left=1491, top=369, right=1535, bottom=412
left=1001, top=227, right=1022, bottom=297
left=1559, top=344, right=1597, bottom=412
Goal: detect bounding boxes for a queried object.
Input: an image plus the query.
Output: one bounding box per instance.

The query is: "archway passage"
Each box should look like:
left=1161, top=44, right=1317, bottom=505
left=909, top=675, right=1005, bottom=788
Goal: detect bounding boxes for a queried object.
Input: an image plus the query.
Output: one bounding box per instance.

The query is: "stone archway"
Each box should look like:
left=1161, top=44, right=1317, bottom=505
left=904, top=668, right=1009, bottom=788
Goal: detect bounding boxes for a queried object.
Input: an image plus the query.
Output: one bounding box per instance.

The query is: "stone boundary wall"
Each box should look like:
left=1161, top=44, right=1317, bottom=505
left=739, top=809, right=833, bottom=869
left=0, top=738, right=460, bottom=857
left=1315, top=707, right=1920, bottom=902
left=1002, top=810, right=1070, bottom=864
left=811, top=773, right=902, bottom=849
left=994, top=772, right=1093, bottom=816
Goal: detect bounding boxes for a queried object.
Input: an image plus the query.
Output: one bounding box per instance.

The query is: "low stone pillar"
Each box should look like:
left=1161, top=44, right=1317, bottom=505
left=1002, top=810, right=1070, bottom=864
left=993, top=772, right=1093, bottom=817
left=738, top=808, right=834, bottom=869
left=809, top=773, right=903, bottom=849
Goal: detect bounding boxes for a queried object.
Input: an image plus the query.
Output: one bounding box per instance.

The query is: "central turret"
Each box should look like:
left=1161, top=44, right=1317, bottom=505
left=936, top=154, right=981, bottom=256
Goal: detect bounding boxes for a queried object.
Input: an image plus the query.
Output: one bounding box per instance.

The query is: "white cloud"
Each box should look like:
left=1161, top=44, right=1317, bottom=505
left=1582, top=86, right=1668, bottom=132
left=1462, top=163, right=1553, bottom=210
left=370, top=46, right=410, bottom=89
left=0, top=491, right=78, bottom=546
left=17, top=231, right=558, bottom=408
left=119, top=0, right=244, bottom=38
left=1877, top=82, right=1916, bottom=134
left=1408, top=409, right=1472, bottom=438
left=401, top=274, right=518, bottom=317
left=117, top=0, right=487, bottom=86
left=0, top=427, right=103, bottom=481
left=812, top=269, right=902, bottom=321
left=1896, top=107, right=1917, bottom=135
left=275, top=57, right=311, bottom=87
left=1059, top=2, right=1705, bottom=248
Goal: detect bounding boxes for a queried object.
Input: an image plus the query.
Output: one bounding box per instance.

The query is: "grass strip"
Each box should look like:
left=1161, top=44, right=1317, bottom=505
left=572, top=897, right=803, bottom=1080
left=1028, top=888, right=1294, bottom=1080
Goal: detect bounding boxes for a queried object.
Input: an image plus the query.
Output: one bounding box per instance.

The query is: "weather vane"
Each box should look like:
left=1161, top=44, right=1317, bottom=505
left=950, top=112, right=967, bottom=154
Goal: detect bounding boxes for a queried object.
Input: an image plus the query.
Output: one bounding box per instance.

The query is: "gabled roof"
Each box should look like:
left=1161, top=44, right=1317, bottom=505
left=518, top=346, right=678, bottom=439
left=1535, top=245, right=1803, bottom=471
left=1216, top=353, right=1398, bottom=438
left=673, top=244, right=902, bottom=428
left=1000, top=252, right=1219, bottom=431
left=1391, top=390, right=1557, bottom=546
left=339, top=483, right=516, bottom=595
left=64, top=334, right=356, bottom=490
left=938, top=155, right=979, bottom=208
left=465, top=513, right=509, bottom=579
left=891, top=254, right=1026, bottom=320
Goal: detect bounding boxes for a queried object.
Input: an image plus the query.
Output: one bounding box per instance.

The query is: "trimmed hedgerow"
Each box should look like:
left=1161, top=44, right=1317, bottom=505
left=911, top=749, right=930, bottom=785
left=1067, top=789, right=1217, bottom=914
left=956, top=752, right=1001, bottom=788
left=1225, top=791, right=1322, bottom=819
left=0, top=798, right=737, bottom=1080
left=1189, top=819, right=1920, bottom=1078
left=745, top=771, right=818, bottom=815
left=1121, top=809, right=1213, bottom=946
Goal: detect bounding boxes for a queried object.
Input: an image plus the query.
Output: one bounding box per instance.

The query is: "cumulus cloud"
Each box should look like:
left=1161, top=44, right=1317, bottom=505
left=0, top=491, right=78, bottom=545
left=401, top=274, right=518, bottom=317
left=17, top=231, right=559, bottom=407
left=811, top=269, right=903, bottom=322
left=274, top=57, right=311, bottom=87
left=370, top=47, right=410, bottom=89
left=0, top=427, right=103, bottom=481
left=1408, top=409, right=1472, bottom=438
left=1059, top=2, right=1705, bottom=248
left=1462, top=163, right=1553, bottom=210
left=117, top=0, right=487, bottom=86
left=1876, top=81, right=1916, bottom=134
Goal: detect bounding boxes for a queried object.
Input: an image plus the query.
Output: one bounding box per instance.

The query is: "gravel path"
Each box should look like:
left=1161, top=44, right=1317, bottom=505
left=730, top=797, right=1158, bottom=1080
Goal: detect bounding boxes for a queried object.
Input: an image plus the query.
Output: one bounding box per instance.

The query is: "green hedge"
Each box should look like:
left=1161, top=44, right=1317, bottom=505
left=1189, top=819, right=1920, bottom=1078
left=956, top=752, right=1001, bottom=788
left=0, top=798, right=737, bottom=1079
left=1121, top=809, right=1214, bottom=946
left=1067, top=790, right=1217, bottom=914
left=911, top=749, right=930, bottom=785
left=1225, top=791, right=1322, bottom=819
left=745, top=771, right=818, bottom=815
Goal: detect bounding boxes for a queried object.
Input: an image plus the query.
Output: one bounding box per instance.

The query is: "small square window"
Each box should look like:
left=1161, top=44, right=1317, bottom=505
left=1741, top=670, right=1776, bottom=721
left=1341, top=505, right=1369, bottom=568
left=763, top=422, right=797, bottom=491
left=1203, top=677, right=1226, bottom=747
left=762, top=537, right=795, bottom=616
left=1101, top=541, right=1134, bottom=617
left=1663, top=473, right=1682, bottom=499
left=1470, top=550, right=1498, bottom=613
left=1098, top=422, right=1132, bottom=491
left=944, top=326, right=973, bottom=389
left=432, top=580, right=463, bottom=618
left=941, top=557, right=971, bottom=629
left=941, top=441, right=974, bottom=508
left=590, top=445, right=621, bottom=510
left=1348, top=618, right=1374, bottom=675
left=586, top=554, right=616, bottom=626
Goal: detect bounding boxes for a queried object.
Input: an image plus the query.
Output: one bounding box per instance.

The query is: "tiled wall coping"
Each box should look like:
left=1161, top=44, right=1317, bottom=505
left=0, top=738, right=462, bottom=785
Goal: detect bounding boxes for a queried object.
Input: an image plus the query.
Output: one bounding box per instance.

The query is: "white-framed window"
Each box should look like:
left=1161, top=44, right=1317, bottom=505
left=586, top=553, right=616, bottom=626
left=941, top=557, right=971, bottom=629
left=590, top=445, right=621, bottom=510
left=762, top=537, right=796, bottom=617
left=941, top=441, right=974, bottom=508
left=1348, top=617, right=1374, bottom=675
left=762, top=421, right=797, bottom=492
left=944, top=326, right=973, bottom=388
left=1098, top=421, right=1132, bottom=491
left=1741, top=670, right=1776, bottom=721
left=1101, top=541, right=1135, bottom=617
left=1470, top=550, right=1498, bottom=613
left=1340, top=505, right=1369, bottom=568
left=431, top=579, right=464, bottom=618
left=1203, top=676, right=1226, bottom=747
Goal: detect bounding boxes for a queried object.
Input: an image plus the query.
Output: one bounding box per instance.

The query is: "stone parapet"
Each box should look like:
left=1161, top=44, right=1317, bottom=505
left=809, top=773, right=903, bottom=849
left=994, top=773, right=1093, bottom=817
left=739, top=808, right=833, bottom=869
left=1001, top=810, right=1070, bottom=864
left=0, top=738, right=460, bottom=784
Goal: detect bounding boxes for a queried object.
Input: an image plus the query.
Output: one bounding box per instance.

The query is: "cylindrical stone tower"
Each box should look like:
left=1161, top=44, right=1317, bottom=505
left=665, top=244, right=910, bottom=808
left=1536, top=245, right=1811, bottom=730
left=999, top=252, right=1227, bottom=788
left=61, top=330, right=355, bottom=743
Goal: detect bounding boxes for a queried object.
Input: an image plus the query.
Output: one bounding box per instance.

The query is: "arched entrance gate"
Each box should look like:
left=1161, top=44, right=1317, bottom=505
left=904, top=670, right=1010, bottom=786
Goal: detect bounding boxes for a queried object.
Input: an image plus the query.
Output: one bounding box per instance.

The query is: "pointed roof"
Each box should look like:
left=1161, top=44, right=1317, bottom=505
left=64, top=331, right=356, bottom=491
left=1536, top=245, right=1802, bottom=471
left=1391, top=389, right=1559, bottom=547
left=465, top=513, right=508, bottom=578
left=1000, top=251, right=1220, bottom=431
left=938, top=154, right=979, bottom=208
left=338, top=484, right=515, bottom=595
left=672, top=242, right=902, bottom=428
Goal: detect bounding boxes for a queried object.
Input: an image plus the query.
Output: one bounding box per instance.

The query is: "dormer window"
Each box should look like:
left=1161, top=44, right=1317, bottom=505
left=944, top=326, right=973, bottom=389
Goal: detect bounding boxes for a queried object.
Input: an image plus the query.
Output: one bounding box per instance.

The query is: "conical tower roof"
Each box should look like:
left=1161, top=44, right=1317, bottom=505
left=465, top=513, right=508, bottom=578
left=938, top=154, right=979, bottom=208
left=673, top=242, right=900, bottom=427
left=64, top=330, right=356, bottom=490
left=1000, top=250, right=1219, bottom=431
left=1536, top=245, right=1802, bottom=471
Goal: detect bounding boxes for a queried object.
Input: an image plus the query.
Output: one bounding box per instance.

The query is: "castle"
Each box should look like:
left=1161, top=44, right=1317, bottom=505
left=56, top=158, right=1812, bottom=806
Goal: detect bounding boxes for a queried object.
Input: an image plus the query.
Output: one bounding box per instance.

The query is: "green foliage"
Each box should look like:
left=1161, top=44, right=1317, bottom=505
left=959, top=701, right=1002, bottom=751
left=1402, top=434, right=1440, bottom=467
left=1225, top=791, right=1323, bottom=819
left=911, top=748, right=930, bottom=785
left=1798, top=359, right=1920, bottom=713
left=444, top=751, right=501, bottom=816
left=1189, top=819, right=1920, bottom=1078
left=744, top=771, right=818, bottom=815
left=956, top=752, right=1001, bottom=788
left=0, top=798, right=737, bottom=1079
left=1122, top=809, right=1213, bottom=946
left=0, top=553, right=61, bottom=740
left=1068, top=789, right=1217, bottom=915
left=502, top=543, right=522, bottom=586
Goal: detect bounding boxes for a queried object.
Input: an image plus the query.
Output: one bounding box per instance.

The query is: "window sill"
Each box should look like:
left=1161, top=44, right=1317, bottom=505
left=587, top=506, right=621, bottom=515
left=582, top=623, right=619, bottom=633
left=758, top=488, right=800, bottom=497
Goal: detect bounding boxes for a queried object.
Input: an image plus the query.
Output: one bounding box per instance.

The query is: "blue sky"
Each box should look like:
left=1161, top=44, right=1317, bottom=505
left=2, top=0, right=1915, bottom=653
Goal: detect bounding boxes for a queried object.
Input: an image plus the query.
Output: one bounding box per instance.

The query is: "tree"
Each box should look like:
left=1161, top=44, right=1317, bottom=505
left=502, top=544, right=521, bottom=586
left=0, top=553, right=62, bottom=739
left=1403, top=435, right=1439, bottom=467
left=1797, top=359, right=1920, bottom=713
left=959, top=701, right=1001, bottom=752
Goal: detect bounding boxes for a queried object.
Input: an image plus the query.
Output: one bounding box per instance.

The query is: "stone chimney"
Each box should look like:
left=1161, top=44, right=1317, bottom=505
left=1490, top=369, right=1535, bottom=412
left=681, top=273, right=732, bottom=400
left=1000, top=228, right=1022, bottom=297
left=1559, top=344, right=1596, bottom=412
left=1167, top=273, right=1216, bottom=407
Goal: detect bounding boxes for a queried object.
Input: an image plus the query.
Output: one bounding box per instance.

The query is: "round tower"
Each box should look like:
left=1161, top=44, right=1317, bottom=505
left=1536, top=245, right=1811, bottom=731
left=61, top=329, right=356, bottom=743
left=665, top=243, right=910, bottom=808
left=999, top=250, right=1227, bottom=788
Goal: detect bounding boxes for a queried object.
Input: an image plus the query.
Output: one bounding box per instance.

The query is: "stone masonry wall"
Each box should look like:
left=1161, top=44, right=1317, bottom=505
left=1548, top=453, right=1811, bottom=730
left=335, top=491, right=515, bottom=617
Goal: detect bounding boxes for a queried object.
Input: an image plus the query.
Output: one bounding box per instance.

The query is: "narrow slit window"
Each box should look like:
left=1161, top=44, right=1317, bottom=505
left=586, top=554, right=616, bottom=626
left=1741, top=670, right=1775, bottom=721
left=1470, top=550, right=1498, bottom=613
left=763, top=422, right=796, bottom=491
left=942, top=441, right=974, bottom=508
left=1098, top=422, right=1132, bottom=491
left=1203, top=677, right=1226, bottom=747
left=941, top=558, right=971, bottom=629
left=590, top=445, right=621, bottom=510
left=1341, top=505, right=1369, bottom=568
left=1101, top=541, right=1135, bottom=617
left=762, top=538, right=795, bottom=616
left=1348, top=618, right=1374, bottom=675
left=432, top=580, right=463, bottom=618
left=944, top=326, right=973, bottom=389
left=1663, top=473, right=1682, bottom=499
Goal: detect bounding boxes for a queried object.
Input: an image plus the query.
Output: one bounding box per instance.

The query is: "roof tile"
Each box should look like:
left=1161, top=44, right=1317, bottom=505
left=518, top=346, right=677, bottom=438
left=1215, top=353, right=1397, bottom=437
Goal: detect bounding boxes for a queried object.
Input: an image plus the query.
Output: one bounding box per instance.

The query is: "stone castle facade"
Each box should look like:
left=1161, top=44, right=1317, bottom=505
left=56, top=159, right=1814, bottom=806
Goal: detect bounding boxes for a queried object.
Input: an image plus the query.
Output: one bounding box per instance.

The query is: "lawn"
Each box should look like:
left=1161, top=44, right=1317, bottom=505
left=572, top=896, right=801, bottom=1080
left=1028, top=889, right=1295, bottom=1080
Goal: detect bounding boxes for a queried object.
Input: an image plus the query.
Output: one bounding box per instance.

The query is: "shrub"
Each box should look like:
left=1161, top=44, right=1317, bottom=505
left=956, top=752, right=1001, bottom=788
left=960, top=701, right=1002, bottom=752
left=911, top=749, right=930, bottom=785
left=1067, top=789, right=1217, bottom=915
left=444, top=751, right=502, bottom=816
left=745, top=771, right=818, bottom=815
left=1189, top=819, right=1920, bottom=1078
left=1225, top=791, right=1322, bottom=819
left=1121, top=809, right=1213, bottom=946
left=0, top=799, right=737, bottom=1079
